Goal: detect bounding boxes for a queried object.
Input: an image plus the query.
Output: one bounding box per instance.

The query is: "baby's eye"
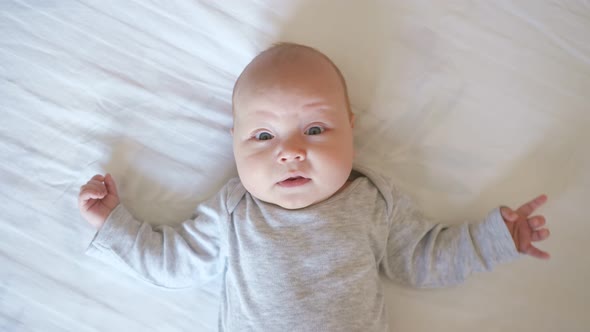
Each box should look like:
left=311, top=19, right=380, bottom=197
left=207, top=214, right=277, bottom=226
left=305, top=126, right=325, bottom=135
left=255, top=132, right=274, bottom=141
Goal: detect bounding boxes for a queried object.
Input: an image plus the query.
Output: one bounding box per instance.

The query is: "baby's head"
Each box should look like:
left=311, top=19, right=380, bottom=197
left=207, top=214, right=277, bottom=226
left=231, top=43, right=355, bottom=209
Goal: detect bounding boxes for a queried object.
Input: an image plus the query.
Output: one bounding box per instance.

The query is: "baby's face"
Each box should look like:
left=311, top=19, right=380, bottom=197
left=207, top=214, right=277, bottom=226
left=232, top=51, right=354, bottom=209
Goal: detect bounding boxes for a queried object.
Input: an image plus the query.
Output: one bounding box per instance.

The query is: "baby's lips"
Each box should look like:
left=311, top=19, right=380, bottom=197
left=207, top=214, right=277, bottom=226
left=277, top=177, right=311, bottom=187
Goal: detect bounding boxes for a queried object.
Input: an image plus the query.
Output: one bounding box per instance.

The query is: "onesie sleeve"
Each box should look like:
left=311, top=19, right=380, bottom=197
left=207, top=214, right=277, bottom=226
left=380, top=193, right=520, bottom=288
left=85, top=185, right=230, bottom=290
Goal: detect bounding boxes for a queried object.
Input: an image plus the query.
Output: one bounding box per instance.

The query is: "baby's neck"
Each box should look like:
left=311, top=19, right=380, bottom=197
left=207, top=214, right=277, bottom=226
left=333, top=170, right=361, bottom=196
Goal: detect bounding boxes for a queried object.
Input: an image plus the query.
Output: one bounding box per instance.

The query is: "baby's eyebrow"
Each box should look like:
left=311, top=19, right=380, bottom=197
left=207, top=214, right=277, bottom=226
left=249, top=105, right=332, bottom=118
left=248, top=109, right=279, bottom=119
left=301, top=104, right=338, bottom=117
left=302, top=101, right=330, bottom=110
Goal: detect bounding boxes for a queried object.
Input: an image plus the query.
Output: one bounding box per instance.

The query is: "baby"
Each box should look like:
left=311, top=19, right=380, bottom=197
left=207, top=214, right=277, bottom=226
left=79, top=43, right=551, bottom=331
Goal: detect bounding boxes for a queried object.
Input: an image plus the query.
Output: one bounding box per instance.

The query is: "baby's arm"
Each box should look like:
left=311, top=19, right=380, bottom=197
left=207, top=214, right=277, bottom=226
left=79, top=174, right=225, bottom=289
left=381, top=194, right=534, bottom=288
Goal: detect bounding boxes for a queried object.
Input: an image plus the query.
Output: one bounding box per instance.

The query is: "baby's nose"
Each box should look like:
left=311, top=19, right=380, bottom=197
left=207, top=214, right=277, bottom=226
left=277, top=145, right=306, bottom=163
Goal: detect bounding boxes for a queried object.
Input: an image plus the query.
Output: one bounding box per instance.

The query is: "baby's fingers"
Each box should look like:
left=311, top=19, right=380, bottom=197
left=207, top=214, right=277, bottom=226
left=517, top=194, right=548, bottom=217
left=90, top=174, right=105, bottom=182
left=531, top=228, right=550, bottom=242
left=79, top=186, right=105, bottom=198
left=78, top=184, right=107, bottom=204
left=500, top=207, right=519, bottom=222
left=524, top=244, right=550, bottom=260
left=104, top=173, right=119, bottom=197
left=80, top=181, right=107, bottom=195
left=79, top=190, right=104, bottom=202
left=527, top=215, right=546, bottom=229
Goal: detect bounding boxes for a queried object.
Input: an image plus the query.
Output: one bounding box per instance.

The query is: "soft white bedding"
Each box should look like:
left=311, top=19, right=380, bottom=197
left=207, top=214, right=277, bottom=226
left=1, top=1, right=588, bottom=331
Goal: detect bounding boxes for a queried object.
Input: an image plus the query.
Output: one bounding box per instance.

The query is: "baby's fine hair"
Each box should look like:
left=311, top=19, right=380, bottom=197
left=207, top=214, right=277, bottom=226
left=232, top=42, right=352, bottom=116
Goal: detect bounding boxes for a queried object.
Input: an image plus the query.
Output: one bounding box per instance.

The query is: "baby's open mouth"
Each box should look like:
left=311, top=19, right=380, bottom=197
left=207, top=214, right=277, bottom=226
left=277, top=176, right=311, bottom=187
left=285, top=176, right=304, bottom=181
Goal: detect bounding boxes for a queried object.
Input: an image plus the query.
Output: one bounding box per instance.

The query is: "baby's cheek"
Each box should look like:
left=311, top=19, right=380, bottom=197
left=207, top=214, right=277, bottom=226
left=323, top=142, right=353, bottom=163
left=318, top=150, right=352, bottom=180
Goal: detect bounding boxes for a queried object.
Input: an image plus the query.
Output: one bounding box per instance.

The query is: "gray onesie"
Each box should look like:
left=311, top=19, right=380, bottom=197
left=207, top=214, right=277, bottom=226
left=86, top=165, right=519, bottom=331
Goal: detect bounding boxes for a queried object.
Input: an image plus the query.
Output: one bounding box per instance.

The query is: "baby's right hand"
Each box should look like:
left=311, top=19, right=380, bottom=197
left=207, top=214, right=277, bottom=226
left=78, top=173, right=120, bottom=229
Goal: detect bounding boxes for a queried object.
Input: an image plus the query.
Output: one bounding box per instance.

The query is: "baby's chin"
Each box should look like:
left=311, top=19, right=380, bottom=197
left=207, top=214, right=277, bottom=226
left=244, top=178, right=350, bottom=210
left=251, top=189, right=333, bottom=210
left=273, top=199, right=316, bottom=210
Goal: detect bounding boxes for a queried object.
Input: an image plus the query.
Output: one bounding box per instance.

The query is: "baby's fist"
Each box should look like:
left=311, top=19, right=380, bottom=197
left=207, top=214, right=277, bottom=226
left=78, top=173, right=120, bottom=229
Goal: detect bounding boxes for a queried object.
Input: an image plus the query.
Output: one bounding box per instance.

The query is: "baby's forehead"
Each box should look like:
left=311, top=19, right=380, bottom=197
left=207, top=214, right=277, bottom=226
left=235, top=48, right=341, bottom=100
left=232, top=43, right=351, bottom=122
left=242, top=47, right=334, bottom=85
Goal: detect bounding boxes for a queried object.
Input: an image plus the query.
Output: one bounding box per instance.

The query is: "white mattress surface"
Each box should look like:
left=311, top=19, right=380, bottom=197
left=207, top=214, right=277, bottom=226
left=1, top=1, right=589, bottom=331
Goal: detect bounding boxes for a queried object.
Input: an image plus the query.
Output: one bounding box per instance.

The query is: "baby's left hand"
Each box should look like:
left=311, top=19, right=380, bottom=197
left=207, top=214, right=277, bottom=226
left=500, top=194, right=551, bottom=259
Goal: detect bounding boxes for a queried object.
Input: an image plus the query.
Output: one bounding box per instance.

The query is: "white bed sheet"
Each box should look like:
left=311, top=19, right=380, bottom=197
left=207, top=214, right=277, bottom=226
left=1, top=1, right=589, bottom=331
